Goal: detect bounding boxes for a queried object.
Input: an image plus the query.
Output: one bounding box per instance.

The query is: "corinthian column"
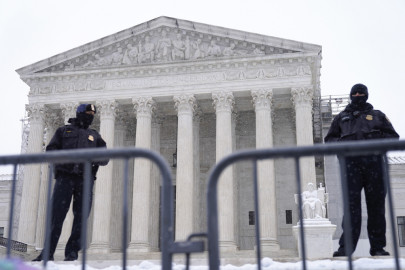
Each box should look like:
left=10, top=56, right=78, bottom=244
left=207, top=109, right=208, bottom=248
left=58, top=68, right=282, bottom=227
left=174, top=94, right=197, bottom=241
left=251, top=89, right=280, bottom=251
left=193, top=109, right=202, bottom=232
left=212, top=91, right=237, bottom=252
left=110, top=112, right=127, bottom=251
left=291, top=87, right=316, bottom=189
left=18, top=103, right=45, bottom=248
left=128, top=97, right=156, bottom=252
left=35, top=110, right=61, bottom=250
left=150, top=116, right=162, bottom=251
left=89, top=100, right=117, bottom=253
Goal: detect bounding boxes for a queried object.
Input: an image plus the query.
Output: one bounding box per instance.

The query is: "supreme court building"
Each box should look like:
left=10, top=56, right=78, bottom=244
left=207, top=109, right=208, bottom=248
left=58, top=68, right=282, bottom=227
left=14, top=17, right=323, bottom=256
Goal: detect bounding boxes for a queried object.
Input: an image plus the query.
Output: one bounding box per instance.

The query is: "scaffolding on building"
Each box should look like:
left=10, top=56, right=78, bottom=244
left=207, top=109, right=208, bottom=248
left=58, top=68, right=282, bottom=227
left=320, top=94, right=350, bottom=123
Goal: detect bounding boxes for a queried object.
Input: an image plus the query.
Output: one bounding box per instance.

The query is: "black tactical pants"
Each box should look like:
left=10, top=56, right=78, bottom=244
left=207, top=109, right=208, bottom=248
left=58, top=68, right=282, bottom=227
left=338, top=155, right=387, bottom=253
left=44, top=174, right=94, bottom=258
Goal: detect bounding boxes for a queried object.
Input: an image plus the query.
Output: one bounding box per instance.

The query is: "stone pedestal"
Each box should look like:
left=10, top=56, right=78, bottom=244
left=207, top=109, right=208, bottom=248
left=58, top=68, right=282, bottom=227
left=292, top=219, right=336, bottom=259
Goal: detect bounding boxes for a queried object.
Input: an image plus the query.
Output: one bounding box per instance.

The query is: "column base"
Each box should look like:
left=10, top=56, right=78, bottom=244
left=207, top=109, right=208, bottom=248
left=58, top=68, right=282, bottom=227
left=219, top=241, right=238, bottom=253
left=292, top=218, right=337, bottom=259
left=25, top=244, right=36, bottom=253
left=56, top=242, right=66, bottom=251
left=127, top=242, right=151, bottom=253
left=258, top=238, right=280, bottom=252
left=88, top=242, right=111, bottom=254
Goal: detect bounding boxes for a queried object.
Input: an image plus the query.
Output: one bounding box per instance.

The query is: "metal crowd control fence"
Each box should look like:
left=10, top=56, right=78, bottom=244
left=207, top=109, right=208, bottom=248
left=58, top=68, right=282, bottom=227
left=205, top=139, right=405, bottom=270
left=1, top=140, right=405, bottom=270
left=0, top=147, right=178, bottom=270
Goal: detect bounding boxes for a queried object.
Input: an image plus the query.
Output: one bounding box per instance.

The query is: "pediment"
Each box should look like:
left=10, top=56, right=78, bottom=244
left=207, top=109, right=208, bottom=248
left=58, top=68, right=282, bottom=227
left=17, top=16, right=321, bottom=76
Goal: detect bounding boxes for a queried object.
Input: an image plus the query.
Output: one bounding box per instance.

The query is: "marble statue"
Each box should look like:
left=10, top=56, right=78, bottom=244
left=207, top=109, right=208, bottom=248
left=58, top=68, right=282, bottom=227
left=172, top=33, right=186, bottom=60
left=156, top=30, right=172, bottom=62
left=207, top=40, right=222, bottom=57
left=111, top=47, right=124, bottom=66
left=139, top=36, right=155, bottom=63
left=295, top=183, right=328, bottom=219
left=123, top=44, right=139, bottom=65
left=192, top=38, right=204, bottom=59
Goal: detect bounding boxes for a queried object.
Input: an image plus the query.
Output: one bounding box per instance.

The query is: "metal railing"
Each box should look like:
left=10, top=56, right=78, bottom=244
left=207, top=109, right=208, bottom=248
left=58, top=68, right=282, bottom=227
left=0, top=147, right=177, bottom=270
left=2, top=140, right=405, bottom=270
left=204, top=139, right=405, bottom=270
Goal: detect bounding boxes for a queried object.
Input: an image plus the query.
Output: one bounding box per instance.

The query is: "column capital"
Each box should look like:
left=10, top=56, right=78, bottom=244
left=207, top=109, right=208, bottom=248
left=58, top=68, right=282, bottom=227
left=174, top=94, right=197, bottom=116
left=26, top=103, right=45, bottom=123
left=60, top=102, right=78, bottom=123
left=132, top=96, right=156, bottom=118
left=96, top=100, right=117, bottom=120
left=251, top=89, right=273, bottom=111
left=291, top=87, right=314, bottom=107
left=44, top=108, right=62, bottom=129
left=212, top=91, right=234, bottom=113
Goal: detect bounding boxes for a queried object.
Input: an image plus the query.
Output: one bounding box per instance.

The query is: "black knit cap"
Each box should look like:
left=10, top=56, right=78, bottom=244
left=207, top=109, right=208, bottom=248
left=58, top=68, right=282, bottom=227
left=350, top=83, right=368, bottom=100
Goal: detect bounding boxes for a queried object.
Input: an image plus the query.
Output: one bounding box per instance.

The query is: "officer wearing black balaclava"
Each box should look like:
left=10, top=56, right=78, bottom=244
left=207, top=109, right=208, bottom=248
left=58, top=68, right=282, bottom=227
left=325, top=84, right=399, bottom=257
left=74, top=103, right=96, bottom=128
left=33, top=104, right=108, bottom=262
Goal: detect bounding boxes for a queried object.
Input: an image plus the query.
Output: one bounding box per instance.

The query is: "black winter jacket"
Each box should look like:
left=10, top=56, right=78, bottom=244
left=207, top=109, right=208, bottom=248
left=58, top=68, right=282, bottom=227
left=324, top=103, right=399, bottom=143
left=46, top=118, right=108, bottom=178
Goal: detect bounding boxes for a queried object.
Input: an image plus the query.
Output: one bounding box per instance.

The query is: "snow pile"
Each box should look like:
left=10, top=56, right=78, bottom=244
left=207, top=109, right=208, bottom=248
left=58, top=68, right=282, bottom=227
left=1, top=257, right=401, bottom=270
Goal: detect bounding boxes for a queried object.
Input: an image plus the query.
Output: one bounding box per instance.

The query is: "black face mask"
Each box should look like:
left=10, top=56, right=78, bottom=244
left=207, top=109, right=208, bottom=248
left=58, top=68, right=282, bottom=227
left=77, top=113, right=94, bottom=128
left=351, top=95, right=368, bottom=105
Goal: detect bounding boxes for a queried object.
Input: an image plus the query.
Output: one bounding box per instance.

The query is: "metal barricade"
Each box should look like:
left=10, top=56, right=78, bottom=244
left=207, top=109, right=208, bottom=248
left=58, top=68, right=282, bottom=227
left=205, top=139, right=405, bottom=270
left=2, top=139, right=405, bottom=270
left=0, top=147, right=176, bottom=270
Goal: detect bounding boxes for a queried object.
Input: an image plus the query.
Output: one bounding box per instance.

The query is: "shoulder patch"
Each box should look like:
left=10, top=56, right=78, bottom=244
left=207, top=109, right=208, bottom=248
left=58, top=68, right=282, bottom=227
left=366, top=115, right=373, bottom=121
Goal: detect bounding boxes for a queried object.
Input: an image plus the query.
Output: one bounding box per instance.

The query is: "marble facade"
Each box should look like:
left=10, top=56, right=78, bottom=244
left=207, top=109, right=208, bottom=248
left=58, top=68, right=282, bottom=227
left=15, top=17, right=323, bottom=255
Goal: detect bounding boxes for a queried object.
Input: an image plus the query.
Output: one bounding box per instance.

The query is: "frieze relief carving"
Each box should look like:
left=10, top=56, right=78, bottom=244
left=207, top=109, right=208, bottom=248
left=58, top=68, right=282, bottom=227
left=29, top=63, right=311, bottom=95
left=224, top=66, right=311, bottom=81
left=40, top=27, right=298, bottom=73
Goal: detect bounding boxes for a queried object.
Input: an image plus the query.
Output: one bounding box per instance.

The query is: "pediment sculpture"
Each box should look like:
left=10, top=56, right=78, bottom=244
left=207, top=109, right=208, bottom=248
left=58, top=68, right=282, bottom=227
left=294, top=182, right=328, bottom=219
left=45, top=27, right=296, bottom=73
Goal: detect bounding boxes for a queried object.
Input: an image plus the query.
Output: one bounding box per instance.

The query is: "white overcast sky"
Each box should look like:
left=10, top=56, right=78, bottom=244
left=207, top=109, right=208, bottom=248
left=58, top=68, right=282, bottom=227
left=1, top=0, right=404, bottom=160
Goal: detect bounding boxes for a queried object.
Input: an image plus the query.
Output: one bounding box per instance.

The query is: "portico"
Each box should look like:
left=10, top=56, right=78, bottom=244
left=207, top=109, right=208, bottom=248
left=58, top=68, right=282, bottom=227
left=15, top=16, right=322, bottom=256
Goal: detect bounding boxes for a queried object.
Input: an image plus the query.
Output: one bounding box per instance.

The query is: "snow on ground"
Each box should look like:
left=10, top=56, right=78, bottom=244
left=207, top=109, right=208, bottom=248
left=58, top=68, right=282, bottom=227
left=2, top=257, right=404, bottom=270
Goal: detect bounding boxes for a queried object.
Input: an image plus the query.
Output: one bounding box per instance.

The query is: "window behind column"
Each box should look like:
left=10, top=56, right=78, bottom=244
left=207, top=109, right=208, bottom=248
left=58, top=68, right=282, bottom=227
left=397, top=217, right=405, bottom=246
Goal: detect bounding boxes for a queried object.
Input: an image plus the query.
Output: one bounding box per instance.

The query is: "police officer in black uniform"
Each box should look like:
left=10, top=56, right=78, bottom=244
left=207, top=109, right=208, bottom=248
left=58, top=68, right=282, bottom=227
left=33, top=104, right=108, bottom=261
left=325, top=84, right=399, bottom=257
